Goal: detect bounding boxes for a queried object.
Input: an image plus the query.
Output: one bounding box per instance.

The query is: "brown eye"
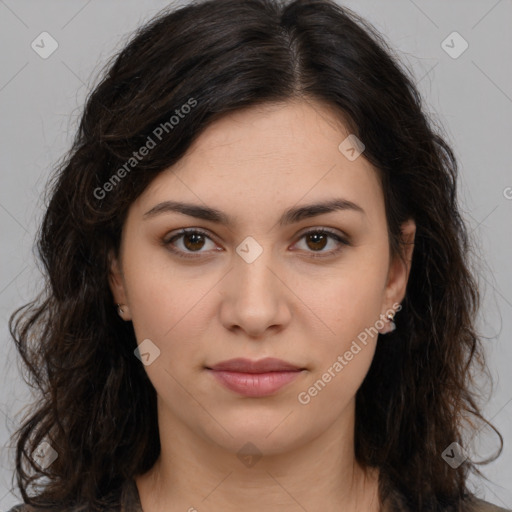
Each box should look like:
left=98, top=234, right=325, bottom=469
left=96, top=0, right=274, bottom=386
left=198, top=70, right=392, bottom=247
left=182, top=232, right=206, bottom=251
left=163, top=228, right=219, bottom=259
left=305, top=232, right=329, bottom=251
left=293, top=229, right=350, bottom=258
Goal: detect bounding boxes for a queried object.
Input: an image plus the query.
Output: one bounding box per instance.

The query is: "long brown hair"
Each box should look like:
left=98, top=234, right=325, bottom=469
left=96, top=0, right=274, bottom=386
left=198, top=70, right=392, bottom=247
left=9, top=0, right=502, bottom=510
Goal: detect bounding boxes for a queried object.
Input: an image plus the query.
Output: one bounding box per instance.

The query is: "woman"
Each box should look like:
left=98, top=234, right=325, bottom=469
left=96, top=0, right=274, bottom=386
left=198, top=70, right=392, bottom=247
left=7, top=0, right=509, bottom=510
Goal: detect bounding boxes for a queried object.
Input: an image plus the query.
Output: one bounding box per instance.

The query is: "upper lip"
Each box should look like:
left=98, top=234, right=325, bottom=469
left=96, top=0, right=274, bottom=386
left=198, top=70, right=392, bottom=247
left=206, top=357, right=304, bottom=373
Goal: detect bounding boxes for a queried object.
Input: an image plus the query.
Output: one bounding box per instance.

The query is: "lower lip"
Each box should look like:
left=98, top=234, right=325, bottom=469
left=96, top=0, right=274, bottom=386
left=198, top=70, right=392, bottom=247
left=207, top=369, right=303, bottom=397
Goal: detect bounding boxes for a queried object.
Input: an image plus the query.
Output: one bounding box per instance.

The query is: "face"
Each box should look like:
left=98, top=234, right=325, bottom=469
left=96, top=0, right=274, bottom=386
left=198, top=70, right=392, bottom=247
left=109, top=99, right=415, bottom=457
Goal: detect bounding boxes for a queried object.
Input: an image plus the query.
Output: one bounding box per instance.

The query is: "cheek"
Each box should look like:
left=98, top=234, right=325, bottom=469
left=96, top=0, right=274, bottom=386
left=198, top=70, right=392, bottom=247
left=295, top=340, right=376, bottom=436
left=307, top=300, right=379, bottom=401
left=296, top=273, right=383, bottom=414
left=123, top=241, right=211, bottom=340
left=124, top=259, right=213, bottom=402
left=295, top=253, right=387, bottom=412
left=308, top=254, right=388, bottom=351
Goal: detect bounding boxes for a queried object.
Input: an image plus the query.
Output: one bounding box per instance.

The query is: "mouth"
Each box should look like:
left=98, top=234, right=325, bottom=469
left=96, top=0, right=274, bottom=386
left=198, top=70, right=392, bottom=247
left=205, top=357, right=306, bottom=397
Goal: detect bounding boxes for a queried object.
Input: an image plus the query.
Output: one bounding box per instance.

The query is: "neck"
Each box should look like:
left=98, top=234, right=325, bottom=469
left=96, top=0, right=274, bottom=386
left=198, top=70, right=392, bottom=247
left=135, top=398, right=381, bottom=512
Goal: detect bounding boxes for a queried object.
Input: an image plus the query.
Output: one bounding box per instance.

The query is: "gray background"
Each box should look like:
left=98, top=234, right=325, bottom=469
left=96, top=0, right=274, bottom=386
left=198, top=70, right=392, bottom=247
left=0, top=0, right=511, bottom=509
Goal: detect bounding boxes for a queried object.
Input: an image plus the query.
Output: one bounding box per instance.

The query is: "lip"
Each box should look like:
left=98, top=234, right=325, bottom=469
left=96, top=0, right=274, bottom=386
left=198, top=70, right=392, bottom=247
left=207, top=357, right=303, bottom=373
left=205, top=357, right=306, bottom=397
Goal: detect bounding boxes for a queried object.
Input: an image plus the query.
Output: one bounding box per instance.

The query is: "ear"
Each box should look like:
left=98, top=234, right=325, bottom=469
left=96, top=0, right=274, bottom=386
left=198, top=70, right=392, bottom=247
left=382, top=218, right=416, bottom=309
left=108, top=249, right=132, bottom=320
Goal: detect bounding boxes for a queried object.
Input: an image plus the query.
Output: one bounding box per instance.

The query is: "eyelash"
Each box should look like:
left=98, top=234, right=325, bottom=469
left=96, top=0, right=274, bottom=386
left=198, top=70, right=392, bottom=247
left=162, top=227, right=350, bottom=260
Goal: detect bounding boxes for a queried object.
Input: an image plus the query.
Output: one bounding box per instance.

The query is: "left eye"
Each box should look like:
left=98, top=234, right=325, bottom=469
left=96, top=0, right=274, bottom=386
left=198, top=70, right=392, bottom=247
left=293, top=229, right=349, bottom=255
left=163, top=228, right=349, bottom=259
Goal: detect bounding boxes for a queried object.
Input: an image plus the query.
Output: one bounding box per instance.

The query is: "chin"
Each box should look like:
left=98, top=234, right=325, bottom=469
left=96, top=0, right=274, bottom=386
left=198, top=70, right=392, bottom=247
left=199, top=417, right=312, bottom=458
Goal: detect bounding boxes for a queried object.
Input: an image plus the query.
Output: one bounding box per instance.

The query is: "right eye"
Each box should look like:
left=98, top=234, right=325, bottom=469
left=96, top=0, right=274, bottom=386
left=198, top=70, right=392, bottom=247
left=163, top=228, right=222, bottom=259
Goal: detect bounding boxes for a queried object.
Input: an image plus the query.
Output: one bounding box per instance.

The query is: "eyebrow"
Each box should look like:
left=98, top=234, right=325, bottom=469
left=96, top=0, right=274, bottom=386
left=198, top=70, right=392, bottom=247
left=143, top=198, right=365, bottom=226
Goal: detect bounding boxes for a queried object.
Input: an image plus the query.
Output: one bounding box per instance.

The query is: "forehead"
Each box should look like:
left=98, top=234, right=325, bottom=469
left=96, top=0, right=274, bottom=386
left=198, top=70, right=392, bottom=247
left=132, top=99, right=384, bottom=225
left=181, top=99, right=356, bottom=168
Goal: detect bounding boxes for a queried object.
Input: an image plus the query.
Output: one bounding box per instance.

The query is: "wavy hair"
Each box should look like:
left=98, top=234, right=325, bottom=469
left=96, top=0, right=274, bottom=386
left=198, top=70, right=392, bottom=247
left=9, top=0, right=502, bottom=510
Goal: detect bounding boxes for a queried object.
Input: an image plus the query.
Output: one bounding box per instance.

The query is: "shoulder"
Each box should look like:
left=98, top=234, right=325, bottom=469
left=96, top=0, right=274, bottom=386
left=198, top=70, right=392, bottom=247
left=5, top=503, right=114, bottom=512
left=4, top=500, right=121, bottom=512
left=384, top=487, right=510, bottom=512
left=5, top=479, right=142, bottom=512
left=5, top=505, right=88, bottom=512
left=468, top=497, right=512, bottom=512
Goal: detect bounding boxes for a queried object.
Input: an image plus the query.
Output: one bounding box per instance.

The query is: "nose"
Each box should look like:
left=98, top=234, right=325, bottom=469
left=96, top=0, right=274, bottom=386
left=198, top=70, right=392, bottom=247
left=218, top=242, right=292, bottom=339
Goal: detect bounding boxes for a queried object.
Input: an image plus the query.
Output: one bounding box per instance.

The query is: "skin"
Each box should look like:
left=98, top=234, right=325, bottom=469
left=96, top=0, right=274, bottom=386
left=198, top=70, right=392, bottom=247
left=109, top=98, right=416, bottom=512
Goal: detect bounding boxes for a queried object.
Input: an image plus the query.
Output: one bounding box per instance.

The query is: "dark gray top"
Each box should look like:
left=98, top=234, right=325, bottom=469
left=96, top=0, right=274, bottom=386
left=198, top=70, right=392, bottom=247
left=6, top=479, right=512, bottom=511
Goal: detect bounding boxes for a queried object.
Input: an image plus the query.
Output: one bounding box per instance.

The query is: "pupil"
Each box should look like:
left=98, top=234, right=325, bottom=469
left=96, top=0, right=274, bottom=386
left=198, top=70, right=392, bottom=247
left=185, top=233, right=205, bottom=251
left=308, top=233, right=327, bottom=251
